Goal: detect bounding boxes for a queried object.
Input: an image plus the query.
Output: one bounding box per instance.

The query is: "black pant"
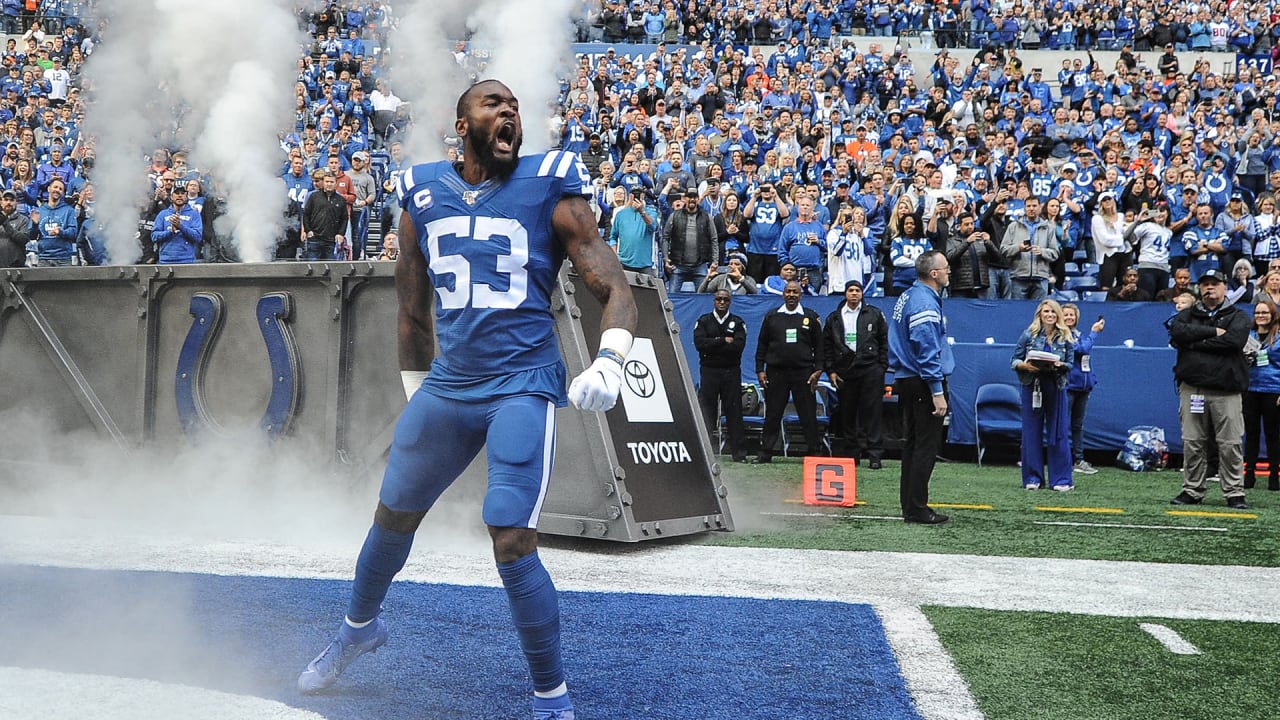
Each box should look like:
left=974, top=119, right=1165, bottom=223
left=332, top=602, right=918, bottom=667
left=1243, top=390, right=1280, bottom=474
left=896, top=376, right=947, bottom=519
left=700, top=366, right=746, bottom=460
left=1098, top=252, right=1130, bottom=290
left=758, top=366, right=820, bottom=460
left=837, top=367, right=885, bottom=462
left=747, top=252, right=779, bottom=284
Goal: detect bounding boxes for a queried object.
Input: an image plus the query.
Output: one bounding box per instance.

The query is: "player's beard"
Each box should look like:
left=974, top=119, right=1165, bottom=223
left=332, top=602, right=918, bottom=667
left=471, top=124, right=522, bottom=180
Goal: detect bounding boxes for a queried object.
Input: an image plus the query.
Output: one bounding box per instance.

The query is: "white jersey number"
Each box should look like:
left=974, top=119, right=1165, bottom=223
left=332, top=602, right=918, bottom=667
left=424, top=216, right=530, bottom=310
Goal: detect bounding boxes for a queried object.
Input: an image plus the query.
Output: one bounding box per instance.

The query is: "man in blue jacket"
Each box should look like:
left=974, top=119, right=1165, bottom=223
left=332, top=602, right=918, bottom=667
left=151, top=183, right=203, bottom=264
left=32, top=177, right=78, bottom=266
left=888, top=250, right=955, bottom=524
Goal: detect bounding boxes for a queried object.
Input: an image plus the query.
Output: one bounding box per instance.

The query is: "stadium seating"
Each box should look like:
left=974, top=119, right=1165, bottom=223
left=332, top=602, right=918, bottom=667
left=1064, top=276, right=1099, bottom=293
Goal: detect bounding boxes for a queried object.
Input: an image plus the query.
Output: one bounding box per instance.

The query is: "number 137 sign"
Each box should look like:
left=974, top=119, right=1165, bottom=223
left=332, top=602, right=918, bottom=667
left=1237, top=54, right=1272, bottom=76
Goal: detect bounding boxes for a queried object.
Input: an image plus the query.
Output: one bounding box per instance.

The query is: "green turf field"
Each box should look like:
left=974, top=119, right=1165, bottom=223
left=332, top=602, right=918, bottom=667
left=704, top=456, right=1280, bottom=567
left=925, top=607, right=1280, bottom=720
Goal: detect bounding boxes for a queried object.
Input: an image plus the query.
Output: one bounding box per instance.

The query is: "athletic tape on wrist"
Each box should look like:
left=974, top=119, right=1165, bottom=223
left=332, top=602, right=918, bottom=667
left=598, top=327, right=634, bottom=360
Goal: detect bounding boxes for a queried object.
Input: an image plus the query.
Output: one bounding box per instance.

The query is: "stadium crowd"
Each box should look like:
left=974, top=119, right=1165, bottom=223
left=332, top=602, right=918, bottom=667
left=566, top=1, right=1280, bottom=301
left=7, top=0, right=1280, bottom=304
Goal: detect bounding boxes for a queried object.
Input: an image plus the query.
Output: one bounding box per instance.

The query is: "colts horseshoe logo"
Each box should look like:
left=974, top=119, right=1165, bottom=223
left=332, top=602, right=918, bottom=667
left=175, top=291, right=301, bottom=439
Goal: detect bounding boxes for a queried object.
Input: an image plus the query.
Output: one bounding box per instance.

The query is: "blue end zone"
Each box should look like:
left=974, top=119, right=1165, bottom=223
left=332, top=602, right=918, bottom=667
left=0, top=565, right=922, bottom=720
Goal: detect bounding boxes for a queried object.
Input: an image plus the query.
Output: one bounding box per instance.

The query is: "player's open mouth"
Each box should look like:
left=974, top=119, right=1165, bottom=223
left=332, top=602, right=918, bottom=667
left=495, top=123, right=516, bottom=153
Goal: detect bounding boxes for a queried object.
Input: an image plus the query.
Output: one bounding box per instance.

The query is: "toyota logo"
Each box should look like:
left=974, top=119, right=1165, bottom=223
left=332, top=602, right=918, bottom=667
left=624, top=359, right=655, bottom=398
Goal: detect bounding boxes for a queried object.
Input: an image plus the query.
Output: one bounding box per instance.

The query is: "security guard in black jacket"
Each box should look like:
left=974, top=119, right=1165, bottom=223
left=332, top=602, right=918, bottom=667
left=693, top=289, right=749, bottom=462
left=754, top=280, right=824, bottom=462
left=824, top=279, right=889, bottom=467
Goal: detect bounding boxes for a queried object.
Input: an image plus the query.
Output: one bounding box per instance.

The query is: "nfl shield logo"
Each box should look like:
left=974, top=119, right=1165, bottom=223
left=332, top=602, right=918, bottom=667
left=462, top=191, right=479, bottom=206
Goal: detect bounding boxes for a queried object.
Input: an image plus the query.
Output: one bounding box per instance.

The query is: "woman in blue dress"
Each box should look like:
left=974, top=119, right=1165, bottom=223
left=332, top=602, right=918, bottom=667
left=1011, top=299, right=1076, bottom=491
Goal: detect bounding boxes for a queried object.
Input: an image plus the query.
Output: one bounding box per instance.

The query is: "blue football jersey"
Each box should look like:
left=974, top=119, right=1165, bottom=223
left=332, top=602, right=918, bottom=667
left=396, top=150, right=593, bottom=404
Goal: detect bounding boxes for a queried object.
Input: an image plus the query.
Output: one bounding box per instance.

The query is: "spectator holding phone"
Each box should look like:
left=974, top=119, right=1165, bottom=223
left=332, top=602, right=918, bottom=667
left=609, top=187, right=658, bottom=275
left=777, top=194, right=826, bottom=290
left=1002, top=196, right=1060, bottom=300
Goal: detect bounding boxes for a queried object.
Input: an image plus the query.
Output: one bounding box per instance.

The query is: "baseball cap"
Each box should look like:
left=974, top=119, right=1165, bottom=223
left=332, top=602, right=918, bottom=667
left=352, top=150, right=369, bottom=161
left=1061, top=162, right=1078, bottom=172
left=684, top=186, right=699, bottom=198
left=1198, top=269, right=1226, bottom=284
left=1, top=189, right=14, bottom=199
left=171, top=184, right=188, bottom=193
left=1231, top=191, right=1244, bottom=200
left=1183, top=184, right=1199, bottom=193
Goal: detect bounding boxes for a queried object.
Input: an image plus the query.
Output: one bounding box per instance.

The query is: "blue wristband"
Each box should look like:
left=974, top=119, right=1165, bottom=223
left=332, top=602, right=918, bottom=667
left=597, top=348, right=625, bottom=366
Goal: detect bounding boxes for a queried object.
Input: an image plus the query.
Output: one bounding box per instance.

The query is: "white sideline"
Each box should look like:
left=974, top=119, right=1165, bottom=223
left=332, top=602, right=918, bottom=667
left=877, top=605, right=986, bottom=720
left=1138, top=623, right=1202, bottom=655
left=3, top=516, right=1279, bottom=623
left=0, top=668, right=323, bottom=720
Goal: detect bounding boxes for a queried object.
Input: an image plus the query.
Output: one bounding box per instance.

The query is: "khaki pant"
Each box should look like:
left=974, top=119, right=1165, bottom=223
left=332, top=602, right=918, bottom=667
left=1179, top=385, right=1245, bottom=499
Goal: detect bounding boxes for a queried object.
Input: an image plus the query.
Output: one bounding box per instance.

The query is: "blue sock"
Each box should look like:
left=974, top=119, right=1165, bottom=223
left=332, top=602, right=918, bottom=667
left=346, top=522, right=415, bottom=624
left=497, top=551, right=565, bottom=693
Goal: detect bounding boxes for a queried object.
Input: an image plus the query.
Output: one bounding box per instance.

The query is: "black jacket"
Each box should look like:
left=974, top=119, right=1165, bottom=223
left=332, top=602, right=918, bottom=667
left=1168, top=300, right=1251, bottom=391
left=0, top=211, right=35, bottom=267
left=302, top=189, right=349, bottom=244
left=693, top=311, right=747, bottom=369
left=663, top=207, right=718, bottom=266
left=755, top=306, right=823, bottom=372
left=823, top=302, right=888, bottom=377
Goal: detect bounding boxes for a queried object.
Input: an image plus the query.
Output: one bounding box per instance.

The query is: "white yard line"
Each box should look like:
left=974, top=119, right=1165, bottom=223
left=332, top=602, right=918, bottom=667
left=761, top=511, right=904, bottom=521
left=1032, top=520, right=1229, bottom=532
left=877, top=605, right=986, bottom=720
left=1138, top=623, right=1202, bottom=655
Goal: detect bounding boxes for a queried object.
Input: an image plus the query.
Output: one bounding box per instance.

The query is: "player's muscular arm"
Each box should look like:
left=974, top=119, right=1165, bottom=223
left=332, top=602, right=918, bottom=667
left=557, top=194, right=638, bottom=412
left=395, top=209, right=436, bottom=373
left=555, top=195, right=638, bottom=334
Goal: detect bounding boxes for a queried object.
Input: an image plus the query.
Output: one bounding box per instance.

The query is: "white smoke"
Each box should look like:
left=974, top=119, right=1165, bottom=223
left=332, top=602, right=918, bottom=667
left=83, top=0, right=582, bottom=265
left=83, top=0, right=306, bottom=264
left=389, top=0, right=579, bottom=163
left=385, top=0, right=472, bottom=163
left=469, top=0, right=579, bottom=154
left=80, top=1, right=160, bottom=265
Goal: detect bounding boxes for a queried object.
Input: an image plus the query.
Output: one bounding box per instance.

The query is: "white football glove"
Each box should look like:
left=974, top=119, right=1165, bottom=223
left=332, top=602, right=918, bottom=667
left=568, top=356, right=624, bottom=412
left=569, top=328, right=634, bottom=412
left=401, top=370, right=430, bottom=401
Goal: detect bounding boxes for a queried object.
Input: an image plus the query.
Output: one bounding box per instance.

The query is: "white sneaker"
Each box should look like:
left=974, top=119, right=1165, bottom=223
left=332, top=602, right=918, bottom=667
left=1024, top=483, right=1040, bottom=490
left=1073, top=460, right=1098, bottom=475
left=1052, top=484, right=1075, bottom=492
